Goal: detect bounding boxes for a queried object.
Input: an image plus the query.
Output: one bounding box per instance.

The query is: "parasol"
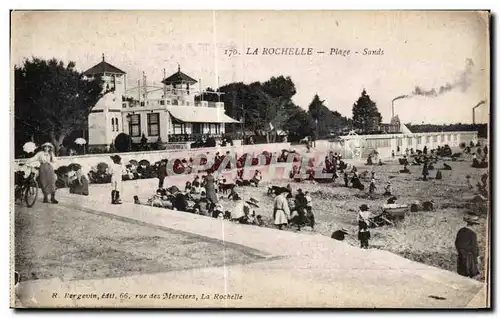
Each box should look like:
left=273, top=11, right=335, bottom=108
left=74, top=138, right=87, bottom=145
left=23, top=142, right=37, bottom=154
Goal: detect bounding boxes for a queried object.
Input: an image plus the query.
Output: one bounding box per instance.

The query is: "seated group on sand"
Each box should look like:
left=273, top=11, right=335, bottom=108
left=136, top=170, right=265, bottom=227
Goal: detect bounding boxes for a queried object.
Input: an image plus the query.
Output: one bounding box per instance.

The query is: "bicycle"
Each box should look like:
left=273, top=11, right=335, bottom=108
left=14, top=164, right=39, bottom=208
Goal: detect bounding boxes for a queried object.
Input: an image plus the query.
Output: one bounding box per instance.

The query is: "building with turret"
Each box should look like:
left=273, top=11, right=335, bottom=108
left=85, top=54, right=127, bottom=149
left=84, top=56, right=238, bottom=150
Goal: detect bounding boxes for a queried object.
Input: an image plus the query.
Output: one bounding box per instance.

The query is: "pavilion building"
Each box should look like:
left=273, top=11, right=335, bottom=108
left=85, top=56, right=239, bottom=150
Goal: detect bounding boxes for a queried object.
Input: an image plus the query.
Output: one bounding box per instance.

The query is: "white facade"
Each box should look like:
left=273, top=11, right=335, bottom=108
left=87, top=72, right=127, bottom=147
left=86, top=60, right=238, bottom=149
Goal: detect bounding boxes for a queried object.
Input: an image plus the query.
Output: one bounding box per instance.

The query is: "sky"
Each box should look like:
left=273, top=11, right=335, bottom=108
left=11, top=10, right=490, bottom=124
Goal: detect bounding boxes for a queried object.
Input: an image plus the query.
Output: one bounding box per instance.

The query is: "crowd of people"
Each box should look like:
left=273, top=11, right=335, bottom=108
left=16, top=137, right=488, bottom=279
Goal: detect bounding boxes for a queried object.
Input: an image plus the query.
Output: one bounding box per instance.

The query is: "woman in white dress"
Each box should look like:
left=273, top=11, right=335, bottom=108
left=273, top=191, right=291, bottom=230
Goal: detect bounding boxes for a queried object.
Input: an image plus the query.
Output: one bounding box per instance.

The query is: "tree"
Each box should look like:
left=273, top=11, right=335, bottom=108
left=204, top=76, right=298, bottom=140
left=261, top=75, right=296, bottom=100
left=15, top=57, right=103, bottom=155
left=257, top=90, right=290, bottom=143
left=352, top=89, right=382, bottom=133
left=282, top=104, right=315, bottom=141
left=307, top=94, right=341, bottom=138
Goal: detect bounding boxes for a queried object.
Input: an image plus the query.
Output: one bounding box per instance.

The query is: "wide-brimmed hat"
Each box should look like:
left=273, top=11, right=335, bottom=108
left=297, top=188, right=303, bottom=193
left=41, top=142, right=54, bottom=149
left=359, top=204, right=369, bottom=211
left=110, top=155, right=122, bottom=162
left=464, top=215, right=480, bottom=225
left=246, top=198, right=260, bottom=208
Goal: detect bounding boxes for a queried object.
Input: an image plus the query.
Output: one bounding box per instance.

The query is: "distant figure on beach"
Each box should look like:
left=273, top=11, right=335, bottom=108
left=369, top=177, right=376, bottom=194
left=383, top=181, right=392, bottom=196
left=455, top=216, right=481, bottom=278
left=204, top=171, right=218, bottom=204
left=422, top=162, right=429, bottom=181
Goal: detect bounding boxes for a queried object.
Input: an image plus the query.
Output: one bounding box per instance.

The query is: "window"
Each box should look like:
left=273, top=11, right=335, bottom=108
left=433, top=135, right=438, bottom=142
left=160, top=100, right=165, bottom=106
left=173, top=123, right=185, bottom=135
left=122, top=103, right=127, bottom=108
left=140, top=101, right=145, bottom=107
left=167, top=100, right=171, bottom=105
left=172, top=100, right=178, bottom=105
left=129, top=114, right=141, bottom=137
left=147, top=113, right=160, bottom=136
left=111, top=118, right=115, bottom=131
left=209, top=123, right=220, bottom=135
left=115, top=118, right=119, bottom=132
left=192, top=123, right=202, bottom=134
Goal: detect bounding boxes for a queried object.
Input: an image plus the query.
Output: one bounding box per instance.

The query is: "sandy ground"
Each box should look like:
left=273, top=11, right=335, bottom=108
left=217, top=155, right=489, bottom=281
left=14, top=203, right=264, bottom=282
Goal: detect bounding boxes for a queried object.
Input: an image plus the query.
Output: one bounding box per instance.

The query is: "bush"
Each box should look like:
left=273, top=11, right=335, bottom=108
left=88, top=146, right=108, bottom=154
left=67, top=163, right=82, bottom=171
left=205, top=137, right=216, bottom=147
left=97, top=162, right=109, bottom=173
left=190, top=140, right=204, bottom=149
left=115, top=133, right=132, bottom=152
left=156, top=136, right=167, bottom=150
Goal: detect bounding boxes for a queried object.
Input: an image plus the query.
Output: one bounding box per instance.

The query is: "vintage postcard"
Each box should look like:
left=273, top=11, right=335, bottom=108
left=10, top=10, right=490, bottom=308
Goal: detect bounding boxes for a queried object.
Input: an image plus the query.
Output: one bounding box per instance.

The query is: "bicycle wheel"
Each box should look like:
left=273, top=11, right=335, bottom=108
left=24, top=180, right=38, bottom=208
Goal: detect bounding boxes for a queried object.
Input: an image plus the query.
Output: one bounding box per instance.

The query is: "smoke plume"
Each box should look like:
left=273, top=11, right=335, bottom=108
left=412, top=58, right=475, bottom=97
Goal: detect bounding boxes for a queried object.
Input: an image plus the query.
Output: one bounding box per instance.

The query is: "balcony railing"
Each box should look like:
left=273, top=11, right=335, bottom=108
left=194, top=101, right=223, bottom=108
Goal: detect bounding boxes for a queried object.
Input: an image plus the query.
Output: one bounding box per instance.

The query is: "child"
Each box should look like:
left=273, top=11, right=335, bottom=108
left=358, top=220, right=371, bottom=249
left=305, top=191, right=312, bottom=211
left=466, top=175, right=473, bottom=189
left=369, top=177, right=376, bottom=194
left=109, top=155, right=123, bottom=204
left=157, top=159, right=167, bottom=189
left=303, top=191, right=315, bottom=230
left=383, top=181, right=392, bottom=196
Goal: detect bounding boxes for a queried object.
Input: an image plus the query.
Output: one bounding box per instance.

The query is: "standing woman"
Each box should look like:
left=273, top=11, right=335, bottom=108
left=204, top=171, right=218, bottom=204
left=273, top=191, right=291, bottom=230
left=27, top=142, right=58, bottom=203
left=455, top=216, right=481, bottom=278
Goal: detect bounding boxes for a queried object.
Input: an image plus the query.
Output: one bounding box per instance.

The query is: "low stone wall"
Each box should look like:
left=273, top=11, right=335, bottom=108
left=15, top=142, right=293, bottom=172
